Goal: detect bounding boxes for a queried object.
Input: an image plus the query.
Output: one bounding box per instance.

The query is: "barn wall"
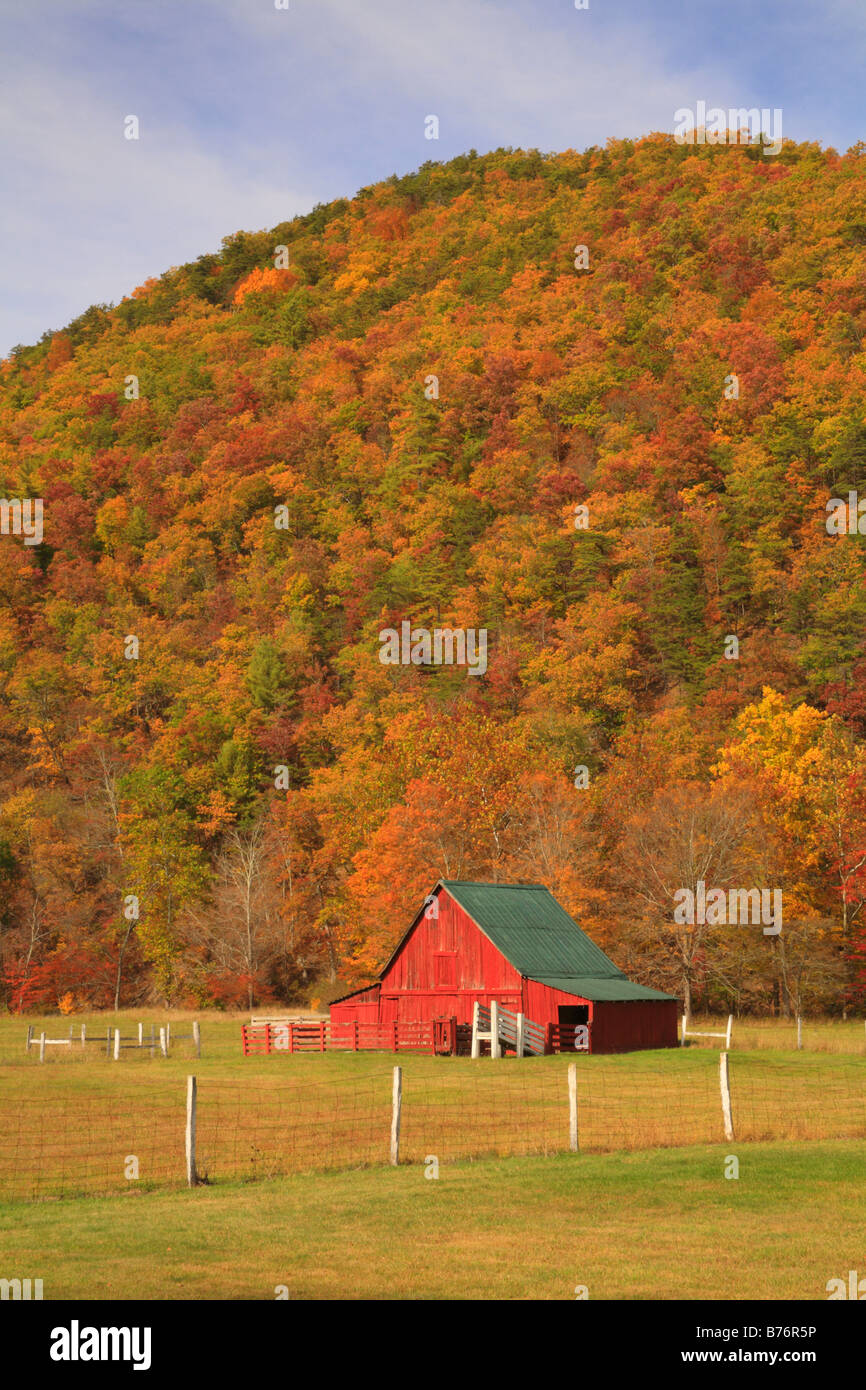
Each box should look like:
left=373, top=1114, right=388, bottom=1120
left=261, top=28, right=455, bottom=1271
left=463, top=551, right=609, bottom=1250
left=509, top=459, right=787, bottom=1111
left=379, top=889, right=523, bottom=1025
left=524, top=980, right=678, bottom=1052
left=523, top=979, right=595, bottom=1029
left=591, top=999, right=679, bottom=1052
left=329, top=985, right=380, bottom=1024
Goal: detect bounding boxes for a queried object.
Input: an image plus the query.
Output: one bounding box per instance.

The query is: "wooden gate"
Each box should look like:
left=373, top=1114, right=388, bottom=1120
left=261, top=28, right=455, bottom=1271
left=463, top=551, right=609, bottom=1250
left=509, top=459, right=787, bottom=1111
left=433, top=1016, right=457, bottom=1055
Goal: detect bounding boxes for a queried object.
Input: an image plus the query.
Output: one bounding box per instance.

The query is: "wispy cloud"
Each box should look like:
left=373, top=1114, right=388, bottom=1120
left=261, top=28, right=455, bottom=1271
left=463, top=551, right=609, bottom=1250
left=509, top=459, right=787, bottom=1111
left=0, top=54, right=315, bottom=351
left=1, top=0, right=863, bottom=356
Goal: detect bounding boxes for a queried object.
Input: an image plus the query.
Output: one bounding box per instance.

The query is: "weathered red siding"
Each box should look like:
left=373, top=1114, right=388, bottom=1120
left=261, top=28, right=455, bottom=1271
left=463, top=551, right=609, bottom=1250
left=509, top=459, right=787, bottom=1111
left=591, top=999, right=679, bottom=1052
left=329, top=984, right=380, bottom=1024
left=379, top=889, right=522, bottom=1025
left=526, top=980, right=678, bottom=1051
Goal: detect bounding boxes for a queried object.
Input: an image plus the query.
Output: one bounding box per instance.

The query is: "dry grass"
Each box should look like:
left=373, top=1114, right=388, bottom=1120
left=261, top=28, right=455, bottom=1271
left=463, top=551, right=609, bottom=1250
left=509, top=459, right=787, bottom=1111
left=1, top=1011, right=864, bottom=1202
left=684, top=1013, right=866, bottom=1054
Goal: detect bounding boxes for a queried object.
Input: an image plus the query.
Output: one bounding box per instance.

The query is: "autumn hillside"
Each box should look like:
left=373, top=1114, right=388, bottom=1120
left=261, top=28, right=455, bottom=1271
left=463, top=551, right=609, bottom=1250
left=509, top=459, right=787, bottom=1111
left=2, top=137, right=866, bottom=1014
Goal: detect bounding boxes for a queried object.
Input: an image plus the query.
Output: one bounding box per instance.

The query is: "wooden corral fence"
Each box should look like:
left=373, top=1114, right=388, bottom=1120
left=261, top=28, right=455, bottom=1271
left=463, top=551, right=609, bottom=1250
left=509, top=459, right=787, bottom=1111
left=26, top=1023, right=86, bottom=1060
left=110, top=1021, right=201, bottom=1059
left=167, top=1021, right=202, bottom=1057
left=242, top=1011, right=594, bottom=1059
left=110, top=1024, right=162, bottom=1059
left=546, top=1022, right=591, bottom=1053
left=470, top=1003, right=587, bottom=1056
left=27, top=1021, right=201, bottom=1062
left=682, top=1014, right=733, bottom=1049
left=470, top=1002, right=548, bottom=1057
left=241, top=1020, right=435, bottom=1055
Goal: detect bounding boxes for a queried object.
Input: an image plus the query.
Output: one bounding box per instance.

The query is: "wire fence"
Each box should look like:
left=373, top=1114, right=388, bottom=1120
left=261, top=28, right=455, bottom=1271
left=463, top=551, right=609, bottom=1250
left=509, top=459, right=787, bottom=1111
left=680, top=1015, right=866, bottom=1055
left=0, top=1081, right=185, bottom=1200
left=0, top=1052, right=863, bottom=1203
left=197, top=1072, right=391, bottom=1182
left=726, top=1055, right=866, bottom=1143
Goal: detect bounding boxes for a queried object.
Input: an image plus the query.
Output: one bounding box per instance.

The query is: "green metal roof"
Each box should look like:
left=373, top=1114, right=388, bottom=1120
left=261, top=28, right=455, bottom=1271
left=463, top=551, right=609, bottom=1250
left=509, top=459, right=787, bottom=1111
left=438, top=881, right=676, bottom=1001
left=532, top=975, right=675, bottom=1002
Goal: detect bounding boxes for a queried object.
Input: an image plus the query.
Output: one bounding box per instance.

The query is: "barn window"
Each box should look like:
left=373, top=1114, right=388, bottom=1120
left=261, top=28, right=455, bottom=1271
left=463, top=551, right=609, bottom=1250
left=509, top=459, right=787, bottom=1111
left=435, top=953, right=456, bottom=987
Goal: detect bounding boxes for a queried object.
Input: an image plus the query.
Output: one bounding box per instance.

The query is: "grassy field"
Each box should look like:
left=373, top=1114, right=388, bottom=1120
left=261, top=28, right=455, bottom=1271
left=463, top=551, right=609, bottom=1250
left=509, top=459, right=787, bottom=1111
left=1, top=1011, right=865, bottom=1201
left=0, top=1139, right=863, bottom=1299
left=5, top=1008, right=864, bottom=1069
left=682, top=1013, right=866, bottom=1054
left=1, top=1012, right=864, bottom=1299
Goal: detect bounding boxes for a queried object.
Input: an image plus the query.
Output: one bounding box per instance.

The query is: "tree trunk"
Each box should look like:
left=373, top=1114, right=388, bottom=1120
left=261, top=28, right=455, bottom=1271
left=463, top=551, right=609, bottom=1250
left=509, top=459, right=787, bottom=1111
left=773, top=936, right=793, bottom=1019
left=681, top=971, right=692, bottom=1024
left=114, top=919, right=135, bottom=1012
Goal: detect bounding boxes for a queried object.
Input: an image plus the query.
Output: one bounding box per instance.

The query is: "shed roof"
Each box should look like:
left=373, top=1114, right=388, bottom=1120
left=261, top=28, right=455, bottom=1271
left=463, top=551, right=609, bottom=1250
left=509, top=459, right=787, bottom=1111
left=532, top=975, right=674, bottom=1003
left=329, top=983, right=381, bottom=1006
left=437, top=881, right=675, bottom=1002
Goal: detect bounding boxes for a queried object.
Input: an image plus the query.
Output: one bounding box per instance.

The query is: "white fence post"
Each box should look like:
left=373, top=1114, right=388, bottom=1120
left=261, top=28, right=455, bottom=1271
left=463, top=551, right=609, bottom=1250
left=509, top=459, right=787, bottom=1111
left=568, top=1061, right=579, bottom=1152
left=390, top=1065, right=402, bottom=1166
left=185, top=1075, right=197, bottom=1188
left=113, top=1028, right=121, bottom=1061
left=80, top=1023, right=86, bottom=1049
left=683, top=1015, right=732, bottom=1048
left=166, top=1022, right=171, bottom=1050
left=193, top=1020, right=201, bottom=1058
left=159, top=1027, right=167, bottom=1058
left=490, top=1000, right=501, bottom=1059
left=719, top=1052, right=734, bottom=1142
left=796, top=1015, right=802, bottom=1050
left=470, top=1001, right=480, bottom=1059
left=138, top=1022, right=143, bottom=1046
left=39, top=1032, right=46, bottom=1063
left=516, top=1012, right=525, bottom=1058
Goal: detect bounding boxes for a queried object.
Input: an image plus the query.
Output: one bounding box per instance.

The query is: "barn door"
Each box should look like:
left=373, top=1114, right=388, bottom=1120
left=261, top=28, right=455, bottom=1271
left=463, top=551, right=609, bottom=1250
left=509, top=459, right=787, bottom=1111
left=558, top=1004, right=590, bottom=1052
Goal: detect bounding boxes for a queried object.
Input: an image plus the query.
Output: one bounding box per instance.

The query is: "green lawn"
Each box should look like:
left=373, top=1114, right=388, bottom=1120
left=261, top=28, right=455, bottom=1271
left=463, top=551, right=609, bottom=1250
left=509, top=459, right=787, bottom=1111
left=0, top=1140, right=863, bottom=1300
left=2, top=1012, right=864, bottom=1299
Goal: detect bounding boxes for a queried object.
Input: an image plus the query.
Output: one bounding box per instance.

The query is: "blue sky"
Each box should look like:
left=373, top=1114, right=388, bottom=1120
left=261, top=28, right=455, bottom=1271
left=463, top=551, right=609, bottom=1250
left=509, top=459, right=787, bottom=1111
left=1, top=0, right=863, bottom=357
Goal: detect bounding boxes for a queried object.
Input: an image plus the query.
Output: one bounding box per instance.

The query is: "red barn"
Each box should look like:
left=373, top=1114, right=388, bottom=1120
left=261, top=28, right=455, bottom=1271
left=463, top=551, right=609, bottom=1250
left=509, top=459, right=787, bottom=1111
left=330, top=880, right=678, bottom=1053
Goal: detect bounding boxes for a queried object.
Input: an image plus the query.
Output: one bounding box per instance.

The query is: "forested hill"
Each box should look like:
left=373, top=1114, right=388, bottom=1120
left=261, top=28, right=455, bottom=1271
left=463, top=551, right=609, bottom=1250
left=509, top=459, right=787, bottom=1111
left=2, top=136, right=865, bottom=1013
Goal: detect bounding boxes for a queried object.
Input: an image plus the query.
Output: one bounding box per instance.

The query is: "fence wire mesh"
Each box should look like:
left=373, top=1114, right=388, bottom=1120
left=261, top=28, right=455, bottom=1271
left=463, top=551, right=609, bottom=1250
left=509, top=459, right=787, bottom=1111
left=0, top=1080, right=184, bottom=1200
left=196, top=1072, right=391, bottom=1182
left=0, top=1052, right=863, bottom=1202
